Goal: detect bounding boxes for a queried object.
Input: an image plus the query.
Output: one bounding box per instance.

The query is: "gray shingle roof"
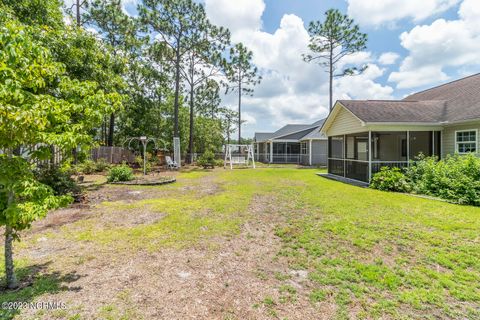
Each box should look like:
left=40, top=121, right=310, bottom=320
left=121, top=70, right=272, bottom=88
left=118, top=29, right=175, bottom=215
left=337, top=73, right=480, bottom=123
left=254, top=119, right=327, bottom=142
left=301, top=129, right=326, bottom=140
left=338, top=100, right=447, bottom=123
left=403, top=73, right=480, bottom=122
left=271, top=124, right=313, bottom=138
left=254, top=132, right=273, bottom=142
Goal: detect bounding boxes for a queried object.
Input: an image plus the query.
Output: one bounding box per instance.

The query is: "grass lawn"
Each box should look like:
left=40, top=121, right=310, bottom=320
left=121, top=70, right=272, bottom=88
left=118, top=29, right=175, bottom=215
left=1, top=168, right=479, bottom=319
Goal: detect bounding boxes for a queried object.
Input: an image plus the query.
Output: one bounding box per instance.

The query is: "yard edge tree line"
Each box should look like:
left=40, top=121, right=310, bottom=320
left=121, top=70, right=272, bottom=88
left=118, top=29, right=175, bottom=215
left=0, top=0, right=260, bottom=289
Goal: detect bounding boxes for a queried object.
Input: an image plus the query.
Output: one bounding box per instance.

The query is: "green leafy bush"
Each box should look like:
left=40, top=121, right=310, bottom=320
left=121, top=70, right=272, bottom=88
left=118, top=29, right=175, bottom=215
left=94, top=158, right=111, bottom=172
left=371, top=154, right=480, bottom=206
left=75, top=159, right=112, bottom=174
left=370, top=167, right=411, bottom=192
left=197, top=150, right=216, bottom=168
left=35, top=166, right=81, bottom=197
left=76, top=160, right=96, bottom=174
left=135, top=155, right=152, bottom=173
left=107, top=164, right=135, bottom=183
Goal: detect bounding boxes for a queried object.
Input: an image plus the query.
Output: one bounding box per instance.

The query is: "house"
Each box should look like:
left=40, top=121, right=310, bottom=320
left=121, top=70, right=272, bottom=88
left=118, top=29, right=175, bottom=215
left=320, top=73, right=480, bottom=183
left=254, top=119, right=327, bottom=166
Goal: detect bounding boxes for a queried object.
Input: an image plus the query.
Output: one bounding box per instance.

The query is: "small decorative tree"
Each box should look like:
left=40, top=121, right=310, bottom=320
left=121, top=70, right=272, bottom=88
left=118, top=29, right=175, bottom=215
left=0, top=19, right=121, bottom=288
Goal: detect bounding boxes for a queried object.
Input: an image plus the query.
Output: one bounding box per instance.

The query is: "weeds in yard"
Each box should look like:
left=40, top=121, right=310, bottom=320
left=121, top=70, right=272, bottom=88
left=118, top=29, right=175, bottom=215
left=2, top=168, right=480, bottom=319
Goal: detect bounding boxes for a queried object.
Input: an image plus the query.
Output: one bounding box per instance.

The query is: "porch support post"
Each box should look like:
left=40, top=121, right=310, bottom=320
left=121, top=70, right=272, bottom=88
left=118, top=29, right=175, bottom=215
left=432, top=131, right=435, bottom=157
left=343, top=134, right=346, bottom=177
left=309, top=139, right=312, bottom=166
left=406, top=131, right=410, bottom=167
left=368, top=131, right=372, bottom=182
left=440, top=130, right=443, bottom=159
left=270, top=141, right=273, bottom=163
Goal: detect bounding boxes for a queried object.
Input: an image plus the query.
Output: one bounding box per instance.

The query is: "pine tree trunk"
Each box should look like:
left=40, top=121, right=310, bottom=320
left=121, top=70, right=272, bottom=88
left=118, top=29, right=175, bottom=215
left=329, top=47, right=333, bottom=112
left=187, top=87, right=194, bottom=164
left=108, top=113, right=115, bottom=147
left=5, top=191, right=18, bottom=289
left=173, top=44, right=181, bottom=139
left=238, top=81, right=242, bottom=144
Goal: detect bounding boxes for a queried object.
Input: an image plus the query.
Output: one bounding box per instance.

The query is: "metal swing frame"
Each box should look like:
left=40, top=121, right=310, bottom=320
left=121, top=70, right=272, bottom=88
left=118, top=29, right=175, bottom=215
left=224, top=144, right=256, bottom=170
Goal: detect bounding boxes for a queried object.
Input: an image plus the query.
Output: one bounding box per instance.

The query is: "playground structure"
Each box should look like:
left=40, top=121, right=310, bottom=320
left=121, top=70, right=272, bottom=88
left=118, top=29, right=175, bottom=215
left=123, top=137, right=167, bottom=175
left=224, top=144, right=256, bottom=170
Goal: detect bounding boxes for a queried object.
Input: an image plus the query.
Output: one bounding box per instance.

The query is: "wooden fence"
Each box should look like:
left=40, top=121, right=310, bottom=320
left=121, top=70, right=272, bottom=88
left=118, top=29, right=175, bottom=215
left=90, top=146, right=136, bottom=164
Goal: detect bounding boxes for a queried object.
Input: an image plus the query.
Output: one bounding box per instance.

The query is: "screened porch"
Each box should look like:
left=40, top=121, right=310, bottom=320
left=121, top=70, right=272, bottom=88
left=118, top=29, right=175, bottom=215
left=328, top=131, right=442, bottom=183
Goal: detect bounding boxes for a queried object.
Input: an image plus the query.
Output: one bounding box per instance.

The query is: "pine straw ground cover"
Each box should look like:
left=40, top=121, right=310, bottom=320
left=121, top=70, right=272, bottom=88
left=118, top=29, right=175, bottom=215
left=0, top=168, right=479, bottom=319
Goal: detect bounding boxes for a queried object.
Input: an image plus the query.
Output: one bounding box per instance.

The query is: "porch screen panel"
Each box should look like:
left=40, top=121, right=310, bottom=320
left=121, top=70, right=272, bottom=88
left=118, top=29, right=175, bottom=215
left=371, top=132, right=407, bottom=161
left=328, top=159, right=344, bottom=176
left=345, top=160, right=369, bottom=182
left=329, top=136, right=344, bottom=158
left=409, top=131, right=433, bottom=160
left=328, top=136, right=344, bottom=176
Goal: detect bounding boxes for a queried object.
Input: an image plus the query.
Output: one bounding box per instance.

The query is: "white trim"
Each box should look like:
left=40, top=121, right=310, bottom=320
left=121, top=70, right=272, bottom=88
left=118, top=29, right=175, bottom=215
left=454, top=129, right=478, bottom=154
left=268, top=139, right=301, bottom=143
left=368, top=131, right=372, bottom=182
left=320, top=102, right=366, bottom=134
left=406, top=131, right=410, bottom=165
left=365, top=122, right=441, bottom=126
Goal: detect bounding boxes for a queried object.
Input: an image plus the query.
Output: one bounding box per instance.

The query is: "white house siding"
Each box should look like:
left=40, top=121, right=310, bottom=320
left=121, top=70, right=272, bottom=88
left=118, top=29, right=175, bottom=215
left=326, top=107, right=365, bottom=136
left=442, top=122, right=480, bottom=157
left=311, top=140, right=327, bottom=165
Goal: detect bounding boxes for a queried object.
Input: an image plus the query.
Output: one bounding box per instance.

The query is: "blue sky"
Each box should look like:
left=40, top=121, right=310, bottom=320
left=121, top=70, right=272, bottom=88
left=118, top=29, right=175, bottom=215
left=203, top=0, right=480, bottom=138
left=88, top=0, right=480, bottom=138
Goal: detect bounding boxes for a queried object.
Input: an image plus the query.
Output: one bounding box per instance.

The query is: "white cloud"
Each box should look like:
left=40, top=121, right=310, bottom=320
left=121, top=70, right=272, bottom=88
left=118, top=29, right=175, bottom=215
left=205, top=0, right=393, bottom=136
left=336, top=64, right=394, bottom=100
left=347, top=0, right=461, bottom=27
left=205, top=0, right=265, bottom=41
left=378, top=52, right=400, bottom=65
left=389, top=0, right=480, bottom=89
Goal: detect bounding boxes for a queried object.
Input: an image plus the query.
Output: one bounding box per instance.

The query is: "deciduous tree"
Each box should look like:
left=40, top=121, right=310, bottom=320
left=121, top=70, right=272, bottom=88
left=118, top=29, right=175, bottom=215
left=0, top=18, right=121, bottom=288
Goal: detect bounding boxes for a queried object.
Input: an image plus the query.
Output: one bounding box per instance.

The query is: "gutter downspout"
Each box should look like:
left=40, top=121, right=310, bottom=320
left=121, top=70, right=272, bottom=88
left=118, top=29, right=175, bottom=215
left=309, top=140, right=312, bottom=166
left=270, top=141, right=273, bottom=163
left=368, top=131, right=372, bottom=182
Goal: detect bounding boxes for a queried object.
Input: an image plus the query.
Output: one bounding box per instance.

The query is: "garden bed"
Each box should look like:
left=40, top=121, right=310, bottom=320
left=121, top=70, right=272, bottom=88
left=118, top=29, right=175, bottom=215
left=109, top=176, right=176, bottom=185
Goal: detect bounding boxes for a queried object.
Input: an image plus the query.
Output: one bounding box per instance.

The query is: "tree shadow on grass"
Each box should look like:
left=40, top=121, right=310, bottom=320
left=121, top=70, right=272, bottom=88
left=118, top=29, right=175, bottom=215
left=0, top=261, right=82, bottom=320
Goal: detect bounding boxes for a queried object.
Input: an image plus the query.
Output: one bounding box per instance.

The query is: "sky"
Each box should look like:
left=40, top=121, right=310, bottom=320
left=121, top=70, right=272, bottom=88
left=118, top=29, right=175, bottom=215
left=90, top=0, right=480, bottom=138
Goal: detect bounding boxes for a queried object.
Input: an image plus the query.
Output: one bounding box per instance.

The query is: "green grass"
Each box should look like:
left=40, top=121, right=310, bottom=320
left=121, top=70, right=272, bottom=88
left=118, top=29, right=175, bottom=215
left=268, top=169, right=480, bottom=319
left=2, top=168, right=480, bottom=319
left=63, top=169, right=278, bottom=251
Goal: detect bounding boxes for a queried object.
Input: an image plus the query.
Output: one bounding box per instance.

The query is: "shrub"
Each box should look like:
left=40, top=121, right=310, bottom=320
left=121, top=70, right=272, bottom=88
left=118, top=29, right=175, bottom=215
left=107, top=164, right=134, bottom=183
left=135, top=155, right=153, bottom=173
left=35, top=166, right=81, bottom=197
left=371, top=154, right=480, bottom=206
left=76, top=160, right=96, bottom=174
left=197, top=150, right=216, bottom=168
left=94, top=158, right=111, bottom=172
left=370, top=167, right=411, bottom=192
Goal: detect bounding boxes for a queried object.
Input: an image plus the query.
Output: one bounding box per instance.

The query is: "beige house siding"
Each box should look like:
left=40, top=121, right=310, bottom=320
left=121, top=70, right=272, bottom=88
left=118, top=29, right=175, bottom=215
left=442, top=123, right=480, bottom=157
left=327, top=106, right=365, bottom=136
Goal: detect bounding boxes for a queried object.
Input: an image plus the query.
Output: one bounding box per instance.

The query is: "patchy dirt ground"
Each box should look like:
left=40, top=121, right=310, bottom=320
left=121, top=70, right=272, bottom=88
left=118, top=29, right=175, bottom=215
left=1, top=168, right=333, bottom=320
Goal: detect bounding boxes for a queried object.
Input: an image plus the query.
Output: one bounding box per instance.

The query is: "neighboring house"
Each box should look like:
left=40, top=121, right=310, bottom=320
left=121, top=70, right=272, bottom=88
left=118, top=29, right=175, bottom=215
left=320, top=73, right=480, bottom=183
left=254, top=119, right=327, bottom=165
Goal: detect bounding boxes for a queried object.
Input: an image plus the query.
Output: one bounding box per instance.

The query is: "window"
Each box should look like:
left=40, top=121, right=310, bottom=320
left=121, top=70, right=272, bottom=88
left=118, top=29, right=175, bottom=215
left=456, top=130, right=477, bottom=153
left=301, top=142, right=307, bottom=155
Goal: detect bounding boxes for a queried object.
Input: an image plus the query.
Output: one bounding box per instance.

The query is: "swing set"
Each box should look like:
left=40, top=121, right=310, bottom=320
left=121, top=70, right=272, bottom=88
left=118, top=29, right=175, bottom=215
left=224, top=144, right=256, bottom=169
